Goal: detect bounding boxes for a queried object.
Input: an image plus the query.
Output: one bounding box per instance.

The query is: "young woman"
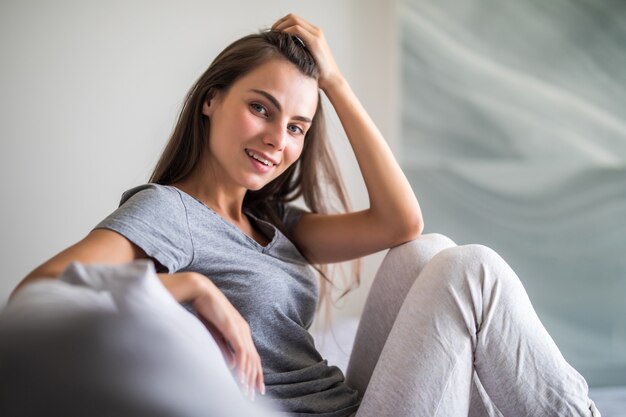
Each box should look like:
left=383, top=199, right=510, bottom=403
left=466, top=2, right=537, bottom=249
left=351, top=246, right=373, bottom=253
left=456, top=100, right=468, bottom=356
left=10, top=14, right=599, bottom=417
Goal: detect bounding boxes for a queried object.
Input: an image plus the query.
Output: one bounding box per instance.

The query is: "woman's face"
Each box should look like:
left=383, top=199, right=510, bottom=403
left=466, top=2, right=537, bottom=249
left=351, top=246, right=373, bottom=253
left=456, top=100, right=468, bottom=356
left=202, top=58, right=319, bottom=191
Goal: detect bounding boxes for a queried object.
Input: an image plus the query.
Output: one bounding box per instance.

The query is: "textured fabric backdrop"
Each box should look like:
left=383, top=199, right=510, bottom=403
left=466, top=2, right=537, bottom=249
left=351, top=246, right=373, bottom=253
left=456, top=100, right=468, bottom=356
left=400, top=0, right=626, bottom=387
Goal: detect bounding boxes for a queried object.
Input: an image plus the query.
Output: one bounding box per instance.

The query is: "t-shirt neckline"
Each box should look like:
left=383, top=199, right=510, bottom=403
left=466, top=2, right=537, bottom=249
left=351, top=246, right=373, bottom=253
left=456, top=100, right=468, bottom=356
left=165, top=185, right=278, bottom=251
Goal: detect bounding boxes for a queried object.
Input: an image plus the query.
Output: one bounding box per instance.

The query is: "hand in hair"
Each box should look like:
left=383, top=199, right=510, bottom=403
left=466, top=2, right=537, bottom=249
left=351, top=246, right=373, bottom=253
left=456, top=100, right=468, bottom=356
left=272, top=14, right=343, bottom=91
left=271, top=15, right=423, bottom=265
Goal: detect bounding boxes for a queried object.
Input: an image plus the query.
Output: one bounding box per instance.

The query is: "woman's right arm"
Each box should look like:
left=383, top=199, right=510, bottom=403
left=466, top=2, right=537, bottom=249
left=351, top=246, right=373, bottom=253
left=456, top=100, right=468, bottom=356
left=10, top=229, right=143, bottom=300
left=9, top=228, right=264, bottom=399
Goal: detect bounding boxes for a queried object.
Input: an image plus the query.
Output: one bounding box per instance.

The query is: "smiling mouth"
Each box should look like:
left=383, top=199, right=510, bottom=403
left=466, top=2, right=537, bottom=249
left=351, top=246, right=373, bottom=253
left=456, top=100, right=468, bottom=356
left=245, top=149, right=277, bottom=167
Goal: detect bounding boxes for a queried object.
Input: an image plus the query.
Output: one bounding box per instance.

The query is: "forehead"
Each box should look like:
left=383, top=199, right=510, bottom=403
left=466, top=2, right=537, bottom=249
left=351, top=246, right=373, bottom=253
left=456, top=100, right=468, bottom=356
left=230, top=58, right=319, bottom=117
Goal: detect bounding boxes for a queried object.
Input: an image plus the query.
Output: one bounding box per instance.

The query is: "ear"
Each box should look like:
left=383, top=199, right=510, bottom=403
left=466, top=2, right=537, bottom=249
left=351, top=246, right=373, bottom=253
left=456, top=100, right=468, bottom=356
left=202, top=89, right=219, bottom=117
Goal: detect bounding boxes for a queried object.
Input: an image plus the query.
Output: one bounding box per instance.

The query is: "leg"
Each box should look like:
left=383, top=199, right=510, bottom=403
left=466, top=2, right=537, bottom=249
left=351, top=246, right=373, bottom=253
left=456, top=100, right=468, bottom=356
left=355, top=244, right=599, bottom=417
left=347, top=234, right=500, bottom=416
left=345, top=233, right=457, bottom=395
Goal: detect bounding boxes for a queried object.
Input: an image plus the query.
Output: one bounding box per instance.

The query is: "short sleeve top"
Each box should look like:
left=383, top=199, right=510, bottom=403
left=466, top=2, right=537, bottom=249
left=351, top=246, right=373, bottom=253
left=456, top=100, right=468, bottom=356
left=94, top=184, right=360, bottom=417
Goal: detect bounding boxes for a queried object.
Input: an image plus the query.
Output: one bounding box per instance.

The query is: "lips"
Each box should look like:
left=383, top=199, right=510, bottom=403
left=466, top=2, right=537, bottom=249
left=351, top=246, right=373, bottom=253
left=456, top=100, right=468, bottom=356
left=244, top=148, right=278, bottom=167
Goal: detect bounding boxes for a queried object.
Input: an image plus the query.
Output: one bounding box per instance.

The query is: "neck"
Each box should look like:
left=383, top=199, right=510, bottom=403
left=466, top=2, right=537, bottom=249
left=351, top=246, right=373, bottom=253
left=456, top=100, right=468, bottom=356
left=174, top=162, right=247, bottom=223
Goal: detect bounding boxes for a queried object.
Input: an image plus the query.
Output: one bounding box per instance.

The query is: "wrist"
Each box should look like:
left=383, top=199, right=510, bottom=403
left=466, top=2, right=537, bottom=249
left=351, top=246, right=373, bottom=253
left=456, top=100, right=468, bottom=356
left=189, top=272, right=219, bottom=304
left=319, top=72, right=347, bottom=94
left=185, top=272, right=205, bottom=301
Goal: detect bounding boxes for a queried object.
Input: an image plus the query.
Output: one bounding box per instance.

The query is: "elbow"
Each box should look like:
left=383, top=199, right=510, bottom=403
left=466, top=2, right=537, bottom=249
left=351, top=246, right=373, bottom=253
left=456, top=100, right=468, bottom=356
left=405, top=213, right=424, bottom=241
left=398, top=200, right=424, bottom=243
left=413, top=216, right=425, bottom=239
left=390, top=212, right=424, bottom=246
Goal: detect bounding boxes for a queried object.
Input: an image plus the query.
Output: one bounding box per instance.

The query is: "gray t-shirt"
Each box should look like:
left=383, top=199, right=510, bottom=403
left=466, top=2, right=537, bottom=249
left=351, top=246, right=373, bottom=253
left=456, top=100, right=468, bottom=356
left=95, top=184, right=360, bottom=417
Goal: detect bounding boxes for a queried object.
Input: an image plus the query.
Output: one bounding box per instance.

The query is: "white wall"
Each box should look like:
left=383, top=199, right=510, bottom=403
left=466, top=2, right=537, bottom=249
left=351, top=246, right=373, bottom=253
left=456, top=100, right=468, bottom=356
left=0, top=0, right=399, bottom=318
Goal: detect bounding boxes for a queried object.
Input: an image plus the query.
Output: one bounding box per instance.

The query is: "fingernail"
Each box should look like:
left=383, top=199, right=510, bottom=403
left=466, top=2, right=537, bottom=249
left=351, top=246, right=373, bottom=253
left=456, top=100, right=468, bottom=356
left=251, top=390, right=256, bottom=402
left=261, top=385, right=266, bottom=395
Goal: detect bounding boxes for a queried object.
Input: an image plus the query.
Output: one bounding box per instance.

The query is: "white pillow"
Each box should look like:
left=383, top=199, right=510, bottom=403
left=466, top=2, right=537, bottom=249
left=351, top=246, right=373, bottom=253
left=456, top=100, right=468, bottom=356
left=0, top=260, right=273, bottom=417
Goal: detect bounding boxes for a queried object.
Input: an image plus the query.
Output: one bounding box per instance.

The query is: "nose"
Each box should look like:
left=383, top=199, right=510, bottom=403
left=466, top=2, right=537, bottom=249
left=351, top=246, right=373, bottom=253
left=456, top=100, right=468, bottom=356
left=263, top=122, right=288, bottom=151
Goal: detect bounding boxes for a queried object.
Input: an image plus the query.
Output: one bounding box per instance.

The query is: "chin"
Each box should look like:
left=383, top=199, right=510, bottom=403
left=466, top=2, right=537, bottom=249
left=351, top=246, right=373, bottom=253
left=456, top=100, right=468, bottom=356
left=246, top=184, right=265, bottom=192
left=243, top=178, right=272, bottom=192
left=242, top=172, right=283, bottom=192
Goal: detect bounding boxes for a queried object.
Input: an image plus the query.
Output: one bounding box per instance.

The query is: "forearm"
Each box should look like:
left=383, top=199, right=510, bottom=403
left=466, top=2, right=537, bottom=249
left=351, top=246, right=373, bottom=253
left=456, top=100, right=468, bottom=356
left=322, top=77, right=423, bottom=236
left=157, top=272, right=205, bottom=303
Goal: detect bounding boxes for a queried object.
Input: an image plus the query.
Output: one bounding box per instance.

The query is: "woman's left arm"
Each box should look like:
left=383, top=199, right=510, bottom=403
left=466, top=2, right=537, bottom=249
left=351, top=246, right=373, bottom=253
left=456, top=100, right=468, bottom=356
left=273, top=14, right=423, bottom=264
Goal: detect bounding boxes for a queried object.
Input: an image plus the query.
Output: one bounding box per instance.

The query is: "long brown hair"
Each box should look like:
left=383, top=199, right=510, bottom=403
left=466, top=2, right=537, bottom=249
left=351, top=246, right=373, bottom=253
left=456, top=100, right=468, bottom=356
left=150, top=30, right=359, bottom=310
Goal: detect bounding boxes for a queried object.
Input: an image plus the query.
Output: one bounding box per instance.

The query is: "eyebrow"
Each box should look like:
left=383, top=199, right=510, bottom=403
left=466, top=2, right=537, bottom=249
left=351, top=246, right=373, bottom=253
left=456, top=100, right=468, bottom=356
left=250, top=89, right=312, bottom=123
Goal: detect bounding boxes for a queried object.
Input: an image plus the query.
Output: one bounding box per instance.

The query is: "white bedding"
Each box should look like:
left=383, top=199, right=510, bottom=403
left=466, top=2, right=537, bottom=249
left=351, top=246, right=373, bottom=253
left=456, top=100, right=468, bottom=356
left=0, top=261, right=272, bottom=417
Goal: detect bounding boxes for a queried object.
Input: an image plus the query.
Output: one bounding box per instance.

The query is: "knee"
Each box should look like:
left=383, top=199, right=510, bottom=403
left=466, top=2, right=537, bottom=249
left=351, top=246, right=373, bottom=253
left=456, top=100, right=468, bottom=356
left=379, top=233, right=457, bottom=277
left=385, top=233, right=457, bottom=264
left=414, top=232, right=456, bottom=249
left=436, top=243, right=502, bottom=267
left=428, top=244, right=518, bottom=289
left=448, top=244, right=501, bottom=265
left=371, top=234, right=458, bottom=297
left=418, top=233, right=457, bottom=250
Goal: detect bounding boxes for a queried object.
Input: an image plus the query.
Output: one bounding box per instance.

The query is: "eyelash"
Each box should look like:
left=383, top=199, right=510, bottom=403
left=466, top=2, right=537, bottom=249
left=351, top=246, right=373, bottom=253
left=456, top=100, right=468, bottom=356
left=288, top=125, right=304, bottom=135
left=250, top=102, right=305, bottom=136
left=250, top=102, right=267, bottom=115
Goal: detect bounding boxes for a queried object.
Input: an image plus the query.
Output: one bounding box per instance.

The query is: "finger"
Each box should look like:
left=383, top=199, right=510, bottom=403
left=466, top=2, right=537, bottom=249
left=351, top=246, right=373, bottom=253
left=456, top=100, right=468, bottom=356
left=273, top=13, right=317, bottom=33
left=271, top=13, right=291, bottom=30
left=247, top=361, right=256, bottom=399
left=237, top=332, right=257, bottom=399
left=273, top=21, right=316, bottom=37
left=272, top=18, right=294, bottom=31
left=257, top=366, right=265, bottom=396
left=272, top=13, right=303, bottom=30
left=249, top=367, right=256, bottom=401
left=255, top=355, right=265, bottom=396
left=278, top=26, right=316, bottom=49
left=272, top=12, right=302, bottom=30
left=235, top=342, right=248, bottom=386
left=248, top=353, right=258, bottom=400
left=244, top=341, right=256, bottom=399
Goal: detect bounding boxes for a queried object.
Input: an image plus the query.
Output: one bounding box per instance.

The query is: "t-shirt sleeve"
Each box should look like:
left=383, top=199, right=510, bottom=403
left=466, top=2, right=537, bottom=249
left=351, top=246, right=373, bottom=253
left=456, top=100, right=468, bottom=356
left=93, top=184, right=193, bottom=273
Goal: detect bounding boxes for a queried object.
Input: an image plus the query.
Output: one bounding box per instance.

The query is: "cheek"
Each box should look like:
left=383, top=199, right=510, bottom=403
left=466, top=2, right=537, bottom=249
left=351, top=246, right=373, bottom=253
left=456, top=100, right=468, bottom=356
left=281, top=141, right=305, bottom=168
left=213, top=110, right=259, bottom=142
left=237, top=114, right=261, bottom=138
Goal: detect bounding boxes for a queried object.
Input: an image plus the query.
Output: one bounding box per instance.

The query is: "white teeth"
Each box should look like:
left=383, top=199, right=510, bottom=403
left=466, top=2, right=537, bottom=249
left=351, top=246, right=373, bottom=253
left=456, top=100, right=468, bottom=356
left=246, top=149, right=274, bottom=166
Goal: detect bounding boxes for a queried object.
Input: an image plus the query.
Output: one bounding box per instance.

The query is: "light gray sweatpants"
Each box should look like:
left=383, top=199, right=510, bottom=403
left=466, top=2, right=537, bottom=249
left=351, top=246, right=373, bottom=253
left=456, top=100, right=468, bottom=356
left=346, top=234, right=600, bottom=417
